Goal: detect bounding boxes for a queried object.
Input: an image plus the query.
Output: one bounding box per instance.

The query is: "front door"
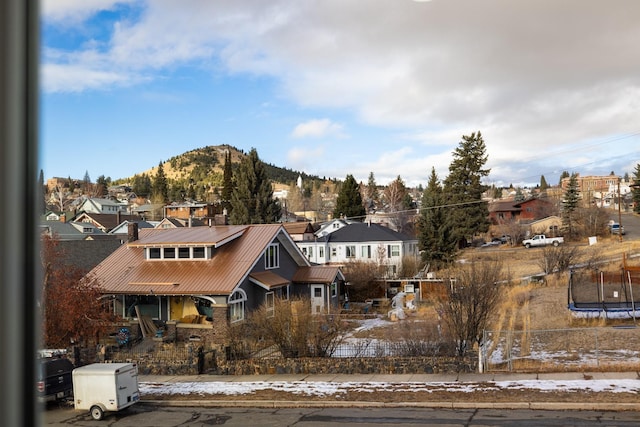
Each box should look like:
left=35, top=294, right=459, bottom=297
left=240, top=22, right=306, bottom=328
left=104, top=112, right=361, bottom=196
left=310, top=285, right=325, bottom=314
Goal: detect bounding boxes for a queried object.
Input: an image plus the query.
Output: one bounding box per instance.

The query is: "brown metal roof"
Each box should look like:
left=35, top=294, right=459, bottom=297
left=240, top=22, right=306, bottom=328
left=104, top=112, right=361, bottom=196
left=292, top=265, right=344, bottom=284
left=127, top=225, right=247, bottom=247
left=249, top=271, right=290, bottom=290
left=282, top=222, right=314, bottom=235
left=90, top=224, right=285, bottom=296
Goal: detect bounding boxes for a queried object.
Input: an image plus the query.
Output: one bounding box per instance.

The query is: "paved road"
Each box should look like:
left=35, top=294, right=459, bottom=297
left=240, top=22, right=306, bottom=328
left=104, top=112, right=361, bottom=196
left=42, top=404, right=640, bottom=426
left=616, top=211, right=640, bottom=239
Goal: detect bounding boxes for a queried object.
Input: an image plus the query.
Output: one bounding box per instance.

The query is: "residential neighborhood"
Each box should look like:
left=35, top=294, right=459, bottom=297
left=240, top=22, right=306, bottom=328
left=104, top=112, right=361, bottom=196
left=38, top=157, right=640, bottom=386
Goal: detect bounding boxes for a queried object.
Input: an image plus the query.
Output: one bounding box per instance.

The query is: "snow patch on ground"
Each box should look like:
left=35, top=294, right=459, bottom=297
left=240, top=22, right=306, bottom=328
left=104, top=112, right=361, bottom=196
left=139, top=379, right=640, bottom=397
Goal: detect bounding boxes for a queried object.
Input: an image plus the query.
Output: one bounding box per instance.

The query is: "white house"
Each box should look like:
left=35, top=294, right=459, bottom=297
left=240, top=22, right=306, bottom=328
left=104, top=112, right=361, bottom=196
left=296, top=221, right=419, bottom=278
left=77, top=197, right=125, bottom=214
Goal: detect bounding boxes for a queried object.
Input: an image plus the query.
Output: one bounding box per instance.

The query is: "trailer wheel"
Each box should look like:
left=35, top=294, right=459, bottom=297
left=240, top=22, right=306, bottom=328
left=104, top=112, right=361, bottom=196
left=90, top=405, right=104, bottom=421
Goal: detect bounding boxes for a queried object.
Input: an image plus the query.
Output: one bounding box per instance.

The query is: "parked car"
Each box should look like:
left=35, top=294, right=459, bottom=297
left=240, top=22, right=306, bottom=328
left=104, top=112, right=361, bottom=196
left=609, top=223, right=626, bottom=235
left=37, top=357, right=74, bottom=403
left=522, top=234, right=564, bottom=248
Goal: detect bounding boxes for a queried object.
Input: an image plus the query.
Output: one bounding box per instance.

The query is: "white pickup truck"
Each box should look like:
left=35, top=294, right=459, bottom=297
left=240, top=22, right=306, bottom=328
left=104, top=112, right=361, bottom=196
left=522, top=234, right=564, bottom=248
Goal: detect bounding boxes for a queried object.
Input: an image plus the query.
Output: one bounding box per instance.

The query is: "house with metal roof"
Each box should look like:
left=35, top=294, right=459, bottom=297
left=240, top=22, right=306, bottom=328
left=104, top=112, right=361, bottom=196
left=88, top=223, right=344, bottom=344
left=296, top=221, right=419, bottom=278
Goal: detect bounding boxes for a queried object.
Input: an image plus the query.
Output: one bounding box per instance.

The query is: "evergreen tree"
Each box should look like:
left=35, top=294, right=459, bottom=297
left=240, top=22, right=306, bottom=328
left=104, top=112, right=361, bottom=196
left=365, top=172, right=379, bottom=213
left=152, top=161, right=169, bottom=204
left=561, top=172, right=580, bottom=237
left=221, top=150, right=233, bottom=213
left=442, top=131, right=491, bottom=247
left=131, top=173, right=152, bottom=198
left=514, top=187, right=524, bottom=202
left=333, top=174, right=365, bottom=220
left=83, top=170, right=91, bottom=194
left=540, top=175, right=549, bottom=191
left=632, top=164, right=640, bottom=214
left=95, top=175, right=109, bottom=197
left=559, top=170, right=570, bottom=184
left=417, top=167, right=458, bottom=268
left=229, top=148, right=281, bottom=224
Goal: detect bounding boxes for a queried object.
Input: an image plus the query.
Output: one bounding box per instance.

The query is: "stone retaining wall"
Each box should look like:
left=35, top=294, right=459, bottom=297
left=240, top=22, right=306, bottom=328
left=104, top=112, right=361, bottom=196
left=124, top=353, right=477, bottom=376
left=213, top=355, right=477, bottom=376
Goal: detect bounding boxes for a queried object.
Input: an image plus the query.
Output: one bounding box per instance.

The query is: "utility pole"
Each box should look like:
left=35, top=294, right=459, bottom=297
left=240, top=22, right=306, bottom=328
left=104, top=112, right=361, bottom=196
left=618, top=177, right=622, bottom=242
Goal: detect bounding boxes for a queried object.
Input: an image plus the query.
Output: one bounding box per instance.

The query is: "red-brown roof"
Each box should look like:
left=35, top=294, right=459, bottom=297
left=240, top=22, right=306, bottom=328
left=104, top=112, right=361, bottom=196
left=90, top=224, right=287, bottom=296
left=292, top=265, right=344, bottom=284
left=249, top=271, right=290, bottom=290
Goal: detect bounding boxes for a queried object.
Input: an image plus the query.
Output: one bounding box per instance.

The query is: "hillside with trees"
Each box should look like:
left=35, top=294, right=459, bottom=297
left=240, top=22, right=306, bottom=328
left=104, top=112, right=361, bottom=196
left=112, top=144, right=328, bottom=202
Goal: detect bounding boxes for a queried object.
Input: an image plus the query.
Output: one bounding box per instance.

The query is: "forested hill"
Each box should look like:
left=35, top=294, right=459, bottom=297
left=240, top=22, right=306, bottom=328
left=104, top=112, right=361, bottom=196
left=113, top=144, right=327, bottom=197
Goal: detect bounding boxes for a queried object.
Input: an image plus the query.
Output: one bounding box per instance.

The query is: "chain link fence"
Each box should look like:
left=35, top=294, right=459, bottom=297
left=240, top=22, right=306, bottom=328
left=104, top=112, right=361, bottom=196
left=481, top=326, right=640, bottom=373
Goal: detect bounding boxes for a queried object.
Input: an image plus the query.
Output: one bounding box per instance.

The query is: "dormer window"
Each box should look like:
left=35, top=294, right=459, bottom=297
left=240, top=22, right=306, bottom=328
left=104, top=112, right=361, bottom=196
left=193, top=247, right=205, bottom=259
left=145, top=246, right=211, bottom=260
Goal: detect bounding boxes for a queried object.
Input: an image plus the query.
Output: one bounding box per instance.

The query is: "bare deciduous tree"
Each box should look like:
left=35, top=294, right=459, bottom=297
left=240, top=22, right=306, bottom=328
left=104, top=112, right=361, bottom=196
left=245, top=296, right=347, bottom=358
left=437, top=259, right=506, bottom=356
left=342, top=260, right=385, bottom=301
left=538, top=245, right=581, bottom=276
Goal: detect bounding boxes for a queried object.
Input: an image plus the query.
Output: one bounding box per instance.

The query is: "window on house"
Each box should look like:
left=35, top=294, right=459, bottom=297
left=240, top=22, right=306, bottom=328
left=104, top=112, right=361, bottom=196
left=308, top=246, right=313, bottom=258
left=265, top=243, right=279, bottom=269
left=361, top=245, right=371, bottom=258
left=345, top=245, right=356, bottom=258
left=331, top=282, right=337, bottom=297
left=163, top=247, right=176, bottom=259
left=149, top=248, right=161, bottom=259
left=319, top=247, right=324, bottom=258
left=331, top=247, right=337, bottom=258
left=275, top=285, right=289, bottom=300
left=82, top=227, right=93, bottom=233
left=388, top=245, right=400, bottom=258
left=193, top=247, right=205, bottom=258
left=229, top=290, right=246, bottom=323
left=265, top=292, right=275, bottom=318
left=178, top=247, right=190, bottom=258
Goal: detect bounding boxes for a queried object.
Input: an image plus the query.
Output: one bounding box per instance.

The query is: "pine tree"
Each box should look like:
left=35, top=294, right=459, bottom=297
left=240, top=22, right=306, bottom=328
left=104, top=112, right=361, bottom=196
left=632, top=164, right=640, bottom=214
left=229, top=148, right=281, bottom=224
left=365, top=172, right=379, bottom=213
left=559, top=171, right=570, bottom=185
left=152, top=161, right=169, bottom=204
left=442, top=131, right=491, bottom=247
left=417, top=167, right=458, bottom=268
left=561, top=172, right=580, bottom=237
left=221, top=150, right=233, bottom=213
left=95, top=175, right=109, bottom=197
left=540, top=175, right=549, bottom=191
left=333, top=174, right=365, bottom=220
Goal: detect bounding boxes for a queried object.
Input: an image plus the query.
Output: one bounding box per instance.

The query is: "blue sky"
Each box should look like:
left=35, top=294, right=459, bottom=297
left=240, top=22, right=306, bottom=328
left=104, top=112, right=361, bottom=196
left=40, top=0, right=640, bottom=188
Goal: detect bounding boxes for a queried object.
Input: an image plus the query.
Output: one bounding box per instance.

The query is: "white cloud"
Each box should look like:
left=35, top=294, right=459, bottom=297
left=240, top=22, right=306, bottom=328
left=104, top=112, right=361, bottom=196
left=41, top=0, right=137, bottom=25
left=291, top=119, right=345, bottom=139
left=41, top=0, right=640, bottom=184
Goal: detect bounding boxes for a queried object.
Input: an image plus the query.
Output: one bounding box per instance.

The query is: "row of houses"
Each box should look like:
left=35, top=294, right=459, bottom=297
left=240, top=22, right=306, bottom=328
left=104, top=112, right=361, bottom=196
left=43, top=193, right=577, bottom=345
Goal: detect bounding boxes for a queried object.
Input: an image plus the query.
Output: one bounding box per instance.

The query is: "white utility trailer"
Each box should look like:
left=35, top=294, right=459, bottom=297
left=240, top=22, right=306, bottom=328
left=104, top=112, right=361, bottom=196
left=72, top=362, right=140, bottom=420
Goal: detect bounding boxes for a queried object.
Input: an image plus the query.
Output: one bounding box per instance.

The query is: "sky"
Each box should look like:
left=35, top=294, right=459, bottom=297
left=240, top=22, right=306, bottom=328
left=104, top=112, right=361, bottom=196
left=40, top=0, right=640, bottom=189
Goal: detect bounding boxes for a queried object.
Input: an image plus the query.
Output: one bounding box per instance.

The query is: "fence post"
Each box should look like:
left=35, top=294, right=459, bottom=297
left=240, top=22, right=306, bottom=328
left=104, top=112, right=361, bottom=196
left=479, top=331, right=484, bottom=373
left=595, top=328, right=599, bottom=368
